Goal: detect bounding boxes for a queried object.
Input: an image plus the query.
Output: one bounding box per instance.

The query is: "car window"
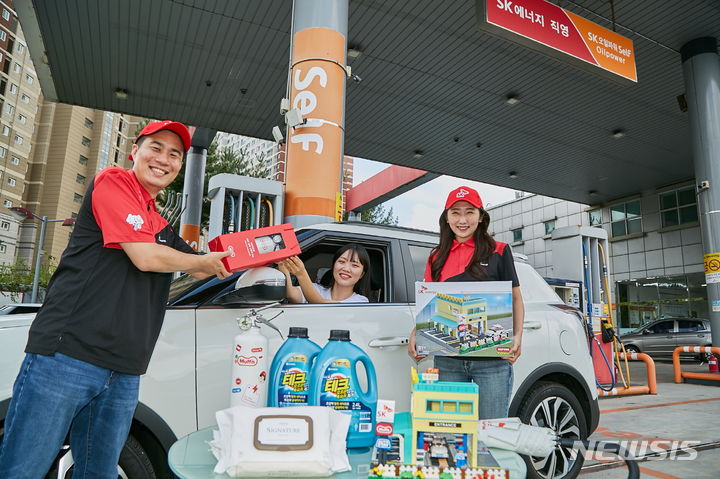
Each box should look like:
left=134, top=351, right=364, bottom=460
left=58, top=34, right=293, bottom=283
left=515, top=262, right=562, bottom=303
left=646, top=320, right=674, bottom=334
left=298, top=240, right=389, bottom=303
left=677, top=319, right=705, bottom=332
left=407, top=244, right=434, bottom=282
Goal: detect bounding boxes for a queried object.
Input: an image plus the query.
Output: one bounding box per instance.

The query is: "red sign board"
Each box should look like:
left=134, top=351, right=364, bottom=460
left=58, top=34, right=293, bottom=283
left=478, top=0, right=636, bottom=83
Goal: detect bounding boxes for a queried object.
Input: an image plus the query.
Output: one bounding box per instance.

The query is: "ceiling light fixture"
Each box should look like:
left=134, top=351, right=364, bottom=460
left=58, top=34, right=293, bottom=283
left=611, top=128, right=625, bottom=139
left=588, top=190, right=599, bottom=197
left=505, top=93, right=520, bottom=105
left=114, top=88, right=129, bottom=100
left=413, top=149, right=424, bottom=159
left=347, top=45, right=363, bottom=58
left=509, top=171, right=518, bottom=179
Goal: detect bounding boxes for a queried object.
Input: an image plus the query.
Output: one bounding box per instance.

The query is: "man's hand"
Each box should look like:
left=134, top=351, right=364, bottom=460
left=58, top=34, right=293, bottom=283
left=191, top=251, right=232, bottom=279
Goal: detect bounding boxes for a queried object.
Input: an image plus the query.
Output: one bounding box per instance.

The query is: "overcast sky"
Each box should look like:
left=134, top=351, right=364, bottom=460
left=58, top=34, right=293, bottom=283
left=352, top=158, right=520, bottom=232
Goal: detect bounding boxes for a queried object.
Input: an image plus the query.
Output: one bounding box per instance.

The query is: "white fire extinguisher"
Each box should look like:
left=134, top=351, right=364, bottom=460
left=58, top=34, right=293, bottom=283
left=230, top=303, right=283, bottom=408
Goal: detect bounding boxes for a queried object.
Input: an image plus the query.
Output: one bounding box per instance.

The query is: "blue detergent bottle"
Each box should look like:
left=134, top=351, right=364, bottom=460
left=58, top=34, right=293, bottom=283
left=309, top=329, right=378, bottom=448
left=268, top=327, right=321, bottom=407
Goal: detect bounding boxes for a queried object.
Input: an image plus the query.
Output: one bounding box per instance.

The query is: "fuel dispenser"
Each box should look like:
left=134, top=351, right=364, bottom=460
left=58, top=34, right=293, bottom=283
left=208, top=174, right=284, bottom=240
left=551, top=226, right=619, bottom=389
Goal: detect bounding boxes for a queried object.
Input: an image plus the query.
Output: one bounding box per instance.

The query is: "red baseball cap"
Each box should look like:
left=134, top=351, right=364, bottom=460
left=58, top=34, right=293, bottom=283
left=130, top=120, right=192, bottom=160
left=445, top=186, right=483, bottom=210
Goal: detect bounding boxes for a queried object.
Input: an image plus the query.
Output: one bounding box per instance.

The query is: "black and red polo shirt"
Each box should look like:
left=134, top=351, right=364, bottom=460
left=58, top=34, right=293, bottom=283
left=424, top=238, right=519, bottom=286
left=25, top=167, right=194, bottom=375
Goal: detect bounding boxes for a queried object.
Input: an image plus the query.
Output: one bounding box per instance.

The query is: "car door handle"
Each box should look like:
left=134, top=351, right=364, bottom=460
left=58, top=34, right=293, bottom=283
left=523, top=321, right=542, bottom=330
left=368, top=336, right=408, bottom=348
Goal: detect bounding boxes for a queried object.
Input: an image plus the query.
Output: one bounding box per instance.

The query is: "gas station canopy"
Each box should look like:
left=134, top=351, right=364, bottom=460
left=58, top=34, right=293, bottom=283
left=17, top=0, right=720, bottom=205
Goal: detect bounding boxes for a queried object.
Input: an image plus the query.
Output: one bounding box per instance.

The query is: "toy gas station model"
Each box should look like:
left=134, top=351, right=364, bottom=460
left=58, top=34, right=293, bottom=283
left=369, top=368, right=508, bottom=479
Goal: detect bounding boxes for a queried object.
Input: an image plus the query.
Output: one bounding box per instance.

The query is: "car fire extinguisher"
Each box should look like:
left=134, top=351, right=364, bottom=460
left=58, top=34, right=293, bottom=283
left=709, top=354, right=719, bottom=373
left=230, top=303, right=284, bottom=407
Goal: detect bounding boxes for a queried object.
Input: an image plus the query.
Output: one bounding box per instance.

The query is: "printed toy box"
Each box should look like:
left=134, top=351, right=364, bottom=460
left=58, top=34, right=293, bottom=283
left=208, top=223, right=301, bottom=272
left=414, top=281, right=513, bottom=358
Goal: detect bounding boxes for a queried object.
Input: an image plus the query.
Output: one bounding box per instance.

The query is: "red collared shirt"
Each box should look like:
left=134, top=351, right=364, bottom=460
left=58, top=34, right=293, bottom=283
left=424, top=238, right=519, bottom=286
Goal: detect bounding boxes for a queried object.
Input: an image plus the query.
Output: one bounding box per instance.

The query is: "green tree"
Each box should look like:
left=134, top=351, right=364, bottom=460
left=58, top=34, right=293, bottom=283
left=346, top=204, right=399, bottom=225
left=0, top=257, right=58, bottom=302
left=159, top=141, right=270, bottom=228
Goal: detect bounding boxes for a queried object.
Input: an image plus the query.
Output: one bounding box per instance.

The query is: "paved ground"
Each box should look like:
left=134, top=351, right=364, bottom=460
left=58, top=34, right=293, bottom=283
left=579, top=359, right=720, bottom=478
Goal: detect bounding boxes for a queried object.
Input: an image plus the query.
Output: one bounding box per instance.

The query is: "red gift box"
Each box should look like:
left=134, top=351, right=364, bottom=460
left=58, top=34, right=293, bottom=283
left=208, top=223, right=301, bottom=272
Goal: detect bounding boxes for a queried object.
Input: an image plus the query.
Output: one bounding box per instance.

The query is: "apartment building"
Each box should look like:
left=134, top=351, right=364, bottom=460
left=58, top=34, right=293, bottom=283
left=0, top=0, right=40, bottom=264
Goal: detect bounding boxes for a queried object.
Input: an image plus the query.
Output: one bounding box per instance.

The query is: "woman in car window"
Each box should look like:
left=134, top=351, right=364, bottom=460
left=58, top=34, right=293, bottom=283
left=408, top=186, right=525, bottom=419
left=278, top=243, right=371, bottom=303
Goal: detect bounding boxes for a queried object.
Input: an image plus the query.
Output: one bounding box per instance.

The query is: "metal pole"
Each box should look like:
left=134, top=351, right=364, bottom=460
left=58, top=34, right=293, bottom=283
left=179, top=127, right=215, bottom=250
left=681, top=37, right=720, bottom=347
left=30, top=216, right=48, bottom=303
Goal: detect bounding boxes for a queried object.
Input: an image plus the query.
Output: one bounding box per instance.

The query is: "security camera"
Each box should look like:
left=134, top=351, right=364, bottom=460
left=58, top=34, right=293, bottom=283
left=279, top=98, right=290, bottom=115
left=285, top=109, right=305, bottom=128
left=351, top=74, right=362, bottom=83
left=272, top=126, right=284, bottom=144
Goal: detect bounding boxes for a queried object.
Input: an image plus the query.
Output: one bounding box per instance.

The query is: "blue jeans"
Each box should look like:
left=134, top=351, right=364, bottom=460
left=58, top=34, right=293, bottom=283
left=0, top=353, right=140, bottom=479
left=434, top=356, right=513, bottom=419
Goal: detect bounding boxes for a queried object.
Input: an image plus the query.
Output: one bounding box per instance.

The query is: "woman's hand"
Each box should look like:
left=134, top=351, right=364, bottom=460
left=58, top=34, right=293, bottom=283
left=277, top=256, right=307, bottom=276
left=503, top=336, right=522, bottom=364
left=407, top=328, right=427, bottom=362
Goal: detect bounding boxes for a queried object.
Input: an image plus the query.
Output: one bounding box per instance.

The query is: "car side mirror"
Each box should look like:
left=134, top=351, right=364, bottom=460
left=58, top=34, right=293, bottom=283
left=214, top=267, right=286, bottom=306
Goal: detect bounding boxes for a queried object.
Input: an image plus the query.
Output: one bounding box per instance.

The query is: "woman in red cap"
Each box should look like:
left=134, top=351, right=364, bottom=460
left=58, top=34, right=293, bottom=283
left=408, top=185, right=524, bottom=419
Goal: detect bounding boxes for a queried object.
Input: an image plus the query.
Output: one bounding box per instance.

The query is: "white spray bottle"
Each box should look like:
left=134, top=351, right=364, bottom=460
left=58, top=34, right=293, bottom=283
left=230, top=303, right=284, bottom=408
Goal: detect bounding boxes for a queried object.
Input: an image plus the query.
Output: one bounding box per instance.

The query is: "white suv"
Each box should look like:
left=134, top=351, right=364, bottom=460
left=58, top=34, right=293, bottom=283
left=0, top=222, right=598, bottom=479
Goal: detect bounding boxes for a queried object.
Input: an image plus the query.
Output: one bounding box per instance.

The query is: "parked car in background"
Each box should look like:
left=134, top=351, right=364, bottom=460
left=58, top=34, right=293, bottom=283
left=620, top=317, right=712, bottom=359
left=0, top=303, right=42, bottom=315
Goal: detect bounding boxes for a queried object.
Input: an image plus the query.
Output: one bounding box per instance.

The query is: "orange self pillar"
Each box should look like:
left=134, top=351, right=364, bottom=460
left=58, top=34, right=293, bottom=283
left=284, top=0, right=348, bottom=228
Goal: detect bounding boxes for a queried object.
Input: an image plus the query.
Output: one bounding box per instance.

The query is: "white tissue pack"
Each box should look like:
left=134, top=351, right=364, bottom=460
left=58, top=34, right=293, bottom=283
left=210, top=405, right=351, bottom=477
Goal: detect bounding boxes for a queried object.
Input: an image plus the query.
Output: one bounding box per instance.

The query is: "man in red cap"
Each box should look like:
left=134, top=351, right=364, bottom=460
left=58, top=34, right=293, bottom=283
left=0, top=121, right=231, bottom=478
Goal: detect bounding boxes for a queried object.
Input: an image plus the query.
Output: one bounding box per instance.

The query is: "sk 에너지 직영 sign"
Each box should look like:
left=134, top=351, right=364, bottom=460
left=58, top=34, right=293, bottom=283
left=415, top=282, right=513, bottom=358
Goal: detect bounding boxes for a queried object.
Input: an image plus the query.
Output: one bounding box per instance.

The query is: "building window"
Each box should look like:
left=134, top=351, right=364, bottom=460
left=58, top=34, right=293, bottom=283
left=20, top=94, right=29, bottom=103
left=17, top=43, right=24, bottom=54
left=12, top=62, right=20, bottom=73
left=610, top=200, right=641, bottom=237
left=24, top=74, right=32, bottom=84
left=76, top=174, right=86, bottom=185
left=14, top=134, right=22, bottom=144
left=10, top=156, right=19, bottom=165
left=9, top=83, right=16, bottom=94
left=0, top=244, right=6, bottom=253
left=0, top=31, right=6, bottom=42
left=0, top=146, right=6, bottom=158
left=73, top=193, right=83, bottom=203
left=79, top=154, right=88, bottom=165
left=3, top=199, right=10, bottom=207
left=81, top=136, right=91, bottom=147
left=7, top=177, right=15, bottom=186
left=84, top=118, right=94, bottom=129
left=1, top=125, right=8, bottom=136
left=2, top=9, right=9, bottom=21
left=6, top=104, right=13, bottom=115
left=17, top=113, right=26, bottom=124
left=512, top=228, right=523, bottom=243
left=1, top=220, right=8, bottom=230
left=544, top=219, right=556, bottom=235
left=659, top=186, right=698, bottom=228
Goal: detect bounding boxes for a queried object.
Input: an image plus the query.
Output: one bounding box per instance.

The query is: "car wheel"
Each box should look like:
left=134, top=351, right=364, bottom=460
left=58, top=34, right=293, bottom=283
left=623, top=345, right=640, bottom=354
left=517, top=381, right=588, bottom=479
left=49, top=434, right=156, bottom=479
